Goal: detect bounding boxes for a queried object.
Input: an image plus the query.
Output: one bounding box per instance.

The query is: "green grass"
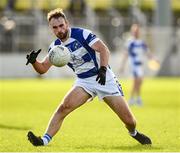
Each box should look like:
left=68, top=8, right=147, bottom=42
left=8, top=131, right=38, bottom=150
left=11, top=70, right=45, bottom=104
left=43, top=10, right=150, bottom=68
left=0, top=77, right=180, bottom=152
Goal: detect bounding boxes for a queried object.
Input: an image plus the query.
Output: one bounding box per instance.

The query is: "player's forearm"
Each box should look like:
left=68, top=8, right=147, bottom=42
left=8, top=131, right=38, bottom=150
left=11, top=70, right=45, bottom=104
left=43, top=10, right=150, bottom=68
left=32, top=61, right=49, bottom=74
left=99, top=46, right=110, bottom=67
left=96, top=41, right=110, bottom=67
left=91, top=40, right=110, bottom=67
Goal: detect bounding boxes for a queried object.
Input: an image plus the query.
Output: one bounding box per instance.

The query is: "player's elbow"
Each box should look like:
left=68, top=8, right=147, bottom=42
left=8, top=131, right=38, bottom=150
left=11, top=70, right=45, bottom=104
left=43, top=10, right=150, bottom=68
left=38, top=70, right=46, bottom=75
left=35, top=68, right=48, bottom=75
left=34, top=62, right=50, bottom=74
left=104, top=46, right=110, bottom=59
left=100, top=45, right=110, bottom=56
left=103, top=43, right=110, bottom=55
left=93, top=40, right=110, bottom=56
left=106, top=48, right=110, bottom=56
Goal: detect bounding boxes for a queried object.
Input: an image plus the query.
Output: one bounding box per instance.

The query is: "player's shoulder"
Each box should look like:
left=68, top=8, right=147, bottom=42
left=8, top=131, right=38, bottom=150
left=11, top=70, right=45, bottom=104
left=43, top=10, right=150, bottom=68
left=71, top=27, right=93, bottom=39
left=127, top=37, right=145, bottom=45
left=126, top=37, right=134, bottom=46
left=136, top=39, right=147, bottom=46
left=71, top=27, right=91, bottom=33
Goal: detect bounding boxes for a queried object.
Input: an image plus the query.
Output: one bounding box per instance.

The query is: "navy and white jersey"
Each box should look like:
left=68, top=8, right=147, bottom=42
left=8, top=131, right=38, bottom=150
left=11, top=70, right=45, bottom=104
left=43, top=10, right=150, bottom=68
left=48, top=27, right=101, bottom=79
left=125, top=37, right=148, bottom=67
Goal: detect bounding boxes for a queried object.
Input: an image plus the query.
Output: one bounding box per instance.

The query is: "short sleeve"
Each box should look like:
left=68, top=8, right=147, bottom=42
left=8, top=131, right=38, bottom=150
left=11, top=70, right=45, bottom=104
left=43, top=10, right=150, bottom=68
left=83, top=29, right=100, bottom=47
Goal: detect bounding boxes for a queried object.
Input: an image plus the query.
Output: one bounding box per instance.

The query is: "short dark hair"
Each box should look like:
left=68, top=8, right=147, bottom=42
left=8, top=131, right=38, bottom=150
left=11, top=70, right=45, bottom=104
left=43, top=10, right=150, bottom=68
left=47, top=8, right=67, bottom=22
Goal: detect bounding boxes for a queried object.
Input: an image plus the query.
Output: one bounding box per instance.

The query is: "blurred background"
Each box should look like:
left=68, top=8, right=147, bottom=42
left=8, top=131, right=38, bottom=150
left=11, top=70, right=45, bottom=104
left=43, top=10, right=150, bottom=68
left=0, top=0, right=180, bottom=78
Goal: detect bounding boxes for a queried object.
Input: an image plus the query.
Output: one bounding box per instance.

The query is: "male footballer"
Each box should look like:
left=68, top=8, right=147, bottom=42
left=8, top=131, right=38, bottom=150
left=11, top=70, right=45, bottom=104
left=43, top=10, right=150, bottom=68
left=120, top=24, right=158, bottom=106
left=26, top=8, right=152, bottom=146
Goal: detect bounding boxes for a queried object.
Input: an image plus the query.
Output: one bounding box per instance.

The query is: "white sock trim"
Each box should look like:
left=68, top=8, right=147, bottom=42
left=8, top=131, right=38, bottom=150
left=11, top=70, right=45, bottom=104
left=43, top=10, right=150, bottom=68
left=42, top=137, right=49, bottom=145
left=42, top=134, right=52, bottom=145
left=129, top=129, right=137, bottom=137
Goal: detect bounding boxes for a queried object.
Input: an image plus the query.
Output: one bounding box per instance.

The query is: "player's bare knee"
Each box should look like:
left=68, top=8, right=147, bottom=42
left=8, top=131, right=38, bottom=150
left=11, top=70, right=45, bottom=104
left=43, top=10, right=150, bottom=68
left=56, top=104, right=64, bottom=113
left=56, top=102, right=72, bottom=115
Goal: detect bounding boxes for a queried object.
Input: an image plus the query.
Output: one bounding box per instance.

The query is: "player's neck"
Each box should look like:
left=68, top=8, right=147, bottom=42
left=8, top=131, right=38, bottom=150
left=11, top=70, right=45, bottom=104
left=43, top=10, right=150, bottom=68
left=133, top=35, right=140, bottom=40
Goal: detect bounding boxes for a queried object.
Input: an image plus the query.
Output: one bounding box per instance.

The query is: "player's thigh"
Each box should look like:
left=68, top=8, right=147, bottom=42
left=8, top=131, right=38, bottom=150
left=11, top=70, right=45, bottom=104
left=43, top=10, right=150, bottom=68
left=62, top=86, right=91, bottom=109
left=134, top=77, right=143, bottom=86
left=103, top=96, right=136, bottom=124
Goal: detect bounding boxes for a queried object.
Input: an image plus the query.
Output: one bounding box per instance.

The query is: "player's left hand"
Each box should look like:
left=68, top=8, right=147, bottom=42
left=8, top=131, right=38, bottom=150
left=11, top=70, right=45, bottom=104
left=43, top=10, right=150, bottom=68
left=96, top=66, right=107, bottom=85
left=26, top=49, right=41, bottom=65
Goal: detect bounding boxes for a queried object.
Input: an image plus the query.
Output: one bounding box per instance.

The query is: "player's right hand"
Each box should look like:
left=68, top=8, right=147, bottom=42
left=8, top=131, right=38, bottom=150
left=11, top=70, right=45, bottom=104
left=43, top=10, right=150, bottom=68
left=96, top=66, right=107, bottom=85
left=26, top=49, right=41, bottom=65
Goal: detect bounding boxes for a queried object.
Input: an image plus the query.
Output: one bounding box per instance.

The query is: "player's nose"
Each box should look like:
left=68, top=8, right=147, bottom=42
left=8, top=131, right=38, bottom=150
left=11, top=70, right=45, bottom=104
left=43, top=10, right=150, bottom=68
left=56, top=26, right=62, bottom=32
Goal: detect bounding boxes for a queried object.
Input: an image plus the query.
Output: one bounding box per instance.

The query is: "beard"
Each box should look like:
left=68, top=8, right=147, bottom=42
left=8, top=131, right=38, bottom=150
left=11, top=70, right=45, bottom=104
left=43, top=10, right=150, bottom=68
left=56, top=30, right=68, bottom=40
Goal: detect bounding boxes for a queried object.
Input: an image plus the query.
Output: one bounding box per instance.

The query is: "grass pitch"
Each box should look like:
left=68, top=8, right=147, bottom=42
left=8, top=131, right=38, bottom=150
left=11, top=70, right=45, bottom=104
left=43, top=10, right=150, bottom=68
left=0, top=77, right=179, bottom=152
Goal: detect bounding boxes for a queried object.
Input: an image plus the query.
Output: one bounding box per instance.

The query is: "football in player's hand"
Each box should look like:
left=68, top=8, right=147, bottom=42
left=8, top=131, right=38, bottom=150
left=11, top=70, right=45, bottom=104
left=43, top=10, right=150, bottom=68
left=49, top=45, right=71, bottom=67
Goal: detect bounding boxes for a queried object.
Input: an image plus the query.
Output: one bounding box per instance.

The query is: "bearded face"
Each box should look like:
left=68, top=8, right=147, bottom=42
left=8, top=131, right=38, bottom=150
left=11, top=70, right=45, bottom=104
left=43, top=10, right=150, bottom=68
left=49, top=17, right=69, bottom=41
left=56, top=28, right=68, bottom=40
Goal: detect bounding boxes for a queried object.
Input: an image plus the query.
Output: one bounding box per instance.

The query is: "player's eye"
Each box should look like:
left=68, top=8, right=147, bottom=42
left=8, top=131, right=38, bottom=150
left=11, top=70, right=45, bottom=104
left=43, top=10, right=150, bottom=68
left=59, top=24, right=64, bottom=28
left=52, top=26, right=57, bottom=29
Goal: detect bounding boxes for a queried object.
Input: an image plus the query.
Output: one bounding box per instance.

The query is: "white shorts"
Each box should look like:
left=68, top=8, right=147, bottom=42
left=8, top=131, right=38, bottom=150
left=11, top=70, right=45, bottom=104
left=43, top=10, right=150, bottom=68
left=74, top=69, right=124, bottom=101
left=131, top=65, right=143, bottom=78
